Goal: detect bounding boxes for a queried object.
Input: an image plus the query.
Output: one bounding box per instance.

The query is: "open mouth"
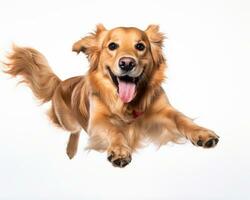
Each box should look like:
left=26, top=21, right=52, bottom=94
left=107, top=67, right=143, bottom=103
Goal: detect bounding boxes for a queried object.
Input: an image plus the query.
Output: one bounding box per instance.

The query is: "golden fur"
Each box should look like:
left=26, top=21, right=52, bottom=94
left=4, top=24, right=219, bottom=167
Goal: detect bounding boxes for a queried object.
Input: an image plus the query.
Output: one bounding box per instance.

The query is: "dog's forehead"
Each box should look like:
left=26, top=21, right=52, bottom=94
left=107, top=27, right=147, bottom=41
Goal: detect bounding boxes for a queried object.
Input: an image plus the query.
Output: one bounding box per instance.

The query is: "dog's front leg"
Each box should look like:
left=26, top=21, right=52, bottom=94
left=87, top=97, right=131, bottom=168
left=162, top=106, right=220, bottom=148
left=148, top=93, right=219, bottom=148
left=88, top=117, right=132, bottom=167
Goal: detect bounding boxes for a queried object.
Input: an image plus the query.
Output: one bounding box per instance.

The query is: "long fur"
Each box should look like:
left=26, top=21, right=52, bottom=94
left=4, top=25, right=219, bottom=167
left=5, top=46, right=61, bottom=103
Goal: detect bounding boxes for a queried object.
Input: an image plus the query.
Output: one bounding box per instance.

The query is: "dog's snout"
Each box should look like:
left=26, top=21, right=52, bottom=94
left=119, top=57, right=136, bottom=72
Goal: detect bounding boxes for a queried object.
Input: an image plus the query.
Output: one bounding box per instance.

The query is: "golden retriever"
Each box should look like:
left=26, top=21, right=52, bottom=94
left=4, top=24, right=219, bottom=167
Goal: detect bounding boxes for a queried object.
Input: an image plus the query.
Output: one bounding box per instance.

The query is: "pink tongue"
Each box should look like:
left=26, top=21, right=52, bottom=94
left=118, top=81, right=136, bottom=103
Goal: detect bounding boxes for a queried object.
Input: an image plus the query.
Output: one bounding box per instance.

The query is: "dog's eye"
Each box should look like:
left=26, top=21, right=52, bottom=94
left=135, top=43, right=145, bottom=51
left=108, top=42, right=119, bottom=50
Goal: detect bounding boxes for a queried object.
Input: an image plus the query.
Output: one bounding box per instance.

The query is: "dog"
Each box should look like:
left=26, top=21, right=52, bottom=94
left=4, top=24, right=219, bottom=167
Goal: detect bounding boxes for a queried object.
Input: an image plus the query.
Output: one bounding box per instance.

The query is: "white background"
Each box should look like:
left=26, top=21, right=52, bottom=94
left=0, top=0, right=249, bottom=199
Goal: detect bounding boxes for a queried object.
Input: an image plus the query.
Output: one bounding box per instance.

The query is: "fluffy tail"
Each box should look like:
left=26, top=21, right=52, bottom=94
left=4, top=46, right=61, bottom=103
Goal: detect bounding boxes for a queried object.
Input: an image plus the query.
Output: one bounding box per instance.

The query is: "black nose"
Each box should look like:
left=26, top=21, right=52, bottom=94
left=119, top=57, right=136, bottom=72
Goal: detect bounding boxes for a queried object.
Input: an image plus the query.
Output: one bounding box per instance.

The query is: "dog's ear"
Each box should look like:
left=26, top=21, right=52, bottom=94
left=145, top=25, right=165, bottom=67
left=72, top=24, right=107, bottom=69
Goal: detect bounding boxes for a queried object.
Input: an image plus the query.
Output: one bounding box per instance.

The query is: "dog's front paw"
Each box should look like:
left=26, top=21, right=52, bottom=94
left=190, top=129, right=219, bottom=148
left=107, top=146, right=132, bottom=168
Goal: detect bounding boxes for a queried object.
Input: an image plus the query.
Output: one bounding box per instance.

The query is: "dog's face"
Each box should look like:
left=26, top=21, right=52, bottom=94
left=73, top=24, right=165, bottom=103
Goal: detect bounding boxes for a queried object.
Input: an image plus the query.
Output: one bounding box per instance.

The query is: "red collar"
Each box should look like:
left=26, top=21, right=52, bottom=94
left=132, top=110, right=144, bottom=119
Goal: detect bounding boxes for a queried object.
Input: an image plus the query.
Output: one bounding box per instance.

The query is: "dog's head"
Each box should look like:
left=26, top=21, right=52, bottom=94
left=73, top=24, right=165, bottom=103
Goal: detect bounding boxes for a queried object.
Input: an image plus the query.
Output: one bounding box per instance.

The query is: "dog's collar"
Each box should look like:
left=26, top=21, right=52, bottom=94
left=126, top=108, right=144, bottom=124
left=132, top=110, right=144, bottom=119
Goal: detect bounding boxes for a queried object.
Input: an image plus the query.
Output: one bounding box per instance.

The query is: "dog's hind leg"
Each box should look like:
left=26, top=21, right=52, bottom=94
left=66, top=132, right=80, bottom=159
left=52, top=84, right=82, bottom=159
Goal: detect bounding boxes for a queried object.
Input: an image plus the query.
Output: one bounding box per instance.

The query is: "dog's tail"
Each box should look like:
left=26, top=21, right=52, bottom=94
left=4, top=46, right=61, bottom=103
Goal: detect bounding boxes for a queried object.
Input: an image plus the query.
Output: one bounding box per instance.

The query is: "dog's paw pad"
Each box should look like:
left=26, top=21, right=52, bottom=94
left=191, top=129, right=219, bottom=148
left=204, top=138, right=219, bottom=148
left=112, top=157, right=131, bottom=168
left=107, top=147, right=132, bottom=168
left=197, top=140, right=203, bottom=146
left=107, top=154, right=113, bottom=162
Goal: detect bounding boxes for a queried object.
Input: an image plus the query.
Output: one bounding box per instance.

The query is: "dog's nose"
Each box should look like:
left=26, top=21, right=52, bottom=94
left=119, top=57, right=136, bottom=72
